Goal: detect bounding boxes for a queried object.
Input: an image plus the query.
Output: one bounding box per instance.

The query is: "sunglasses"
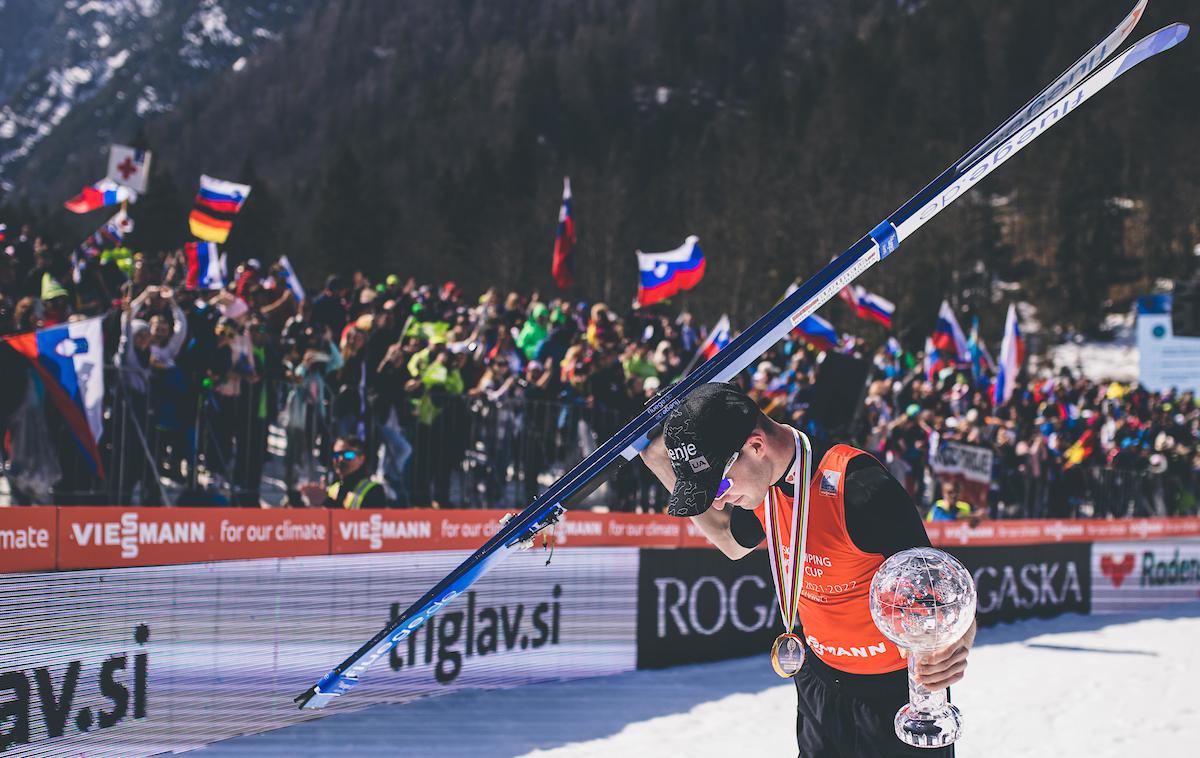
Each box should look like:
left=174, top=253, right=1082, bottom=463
left=332, top=450, right=359, bottom=462
left=714, top=451, right=739, bottom=500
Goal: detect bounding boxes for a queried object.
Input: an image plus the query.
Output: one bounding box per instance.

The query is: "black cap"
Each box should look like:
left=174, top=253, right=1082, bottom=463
left=663, top=382, right=760, bottom=517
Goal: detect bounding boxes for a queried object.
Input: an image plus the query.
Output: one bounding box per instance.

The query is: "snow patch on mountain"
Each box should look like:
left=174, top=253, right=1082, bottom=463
left=180, top=1, right=244, bottom=69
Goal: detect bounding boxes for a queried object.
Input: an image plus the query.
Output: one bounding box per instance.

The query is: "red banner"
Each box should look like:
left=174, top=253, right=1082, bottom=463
left=57, top=508, right=330, bottom=570
left=0, top=507, right=57, bottom=573
left=2, top=507, right=1199, bottom=573
left=924, top=517, right=1200, bottom=547
left=330, top=510, right=685, bottom=554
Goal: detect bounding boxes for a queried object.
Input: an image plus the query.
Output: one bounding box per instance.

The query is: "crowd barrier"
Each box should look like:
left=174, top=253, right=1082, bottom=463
left=2, top=510, right=1199, bottom=756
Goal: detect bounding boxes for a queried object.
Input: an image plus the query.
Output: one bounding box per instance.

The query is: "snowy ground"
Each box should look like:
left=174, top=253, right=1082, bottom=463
left=195, top=606, right=1200, bottom=757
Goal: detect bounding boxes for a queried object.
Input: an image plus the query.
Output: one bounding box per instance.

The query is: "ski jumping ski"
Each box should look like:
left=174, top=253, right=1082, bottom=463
left=296, top=3, right=1187, bottom=709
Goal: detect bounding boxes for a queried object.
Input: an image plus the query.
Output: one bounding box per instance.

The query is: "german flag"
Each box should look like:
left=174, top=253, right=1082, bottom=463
left=188, top=174, right=251, bottom=243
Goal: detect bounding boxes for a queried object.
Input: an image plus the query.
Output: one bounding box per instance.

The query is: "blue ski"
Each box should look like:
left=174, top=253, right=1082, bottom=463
left=296, top=13, right=1187, bottom=710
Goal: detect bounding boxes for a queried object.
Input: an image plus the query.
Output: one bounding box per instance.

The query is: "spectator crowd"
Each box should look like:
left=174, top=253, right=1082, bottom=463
left=0, top=220, right=1196, bottom=519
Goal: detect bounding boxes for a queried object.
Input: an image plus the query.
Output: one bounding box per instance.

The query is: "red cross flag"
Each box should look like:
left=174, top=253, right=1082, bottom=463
left=106, top=144, right=152, bottom=194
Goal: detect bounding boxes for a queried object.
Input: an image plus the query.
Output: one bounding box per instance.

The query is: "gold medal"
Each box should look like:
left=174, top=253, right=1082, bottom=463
left=770, top=632, right=806, bottom=678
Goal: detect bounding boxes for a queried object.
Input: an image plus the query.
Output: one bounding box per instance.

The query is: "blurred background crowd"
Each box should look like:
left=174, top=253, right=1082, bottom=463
left=0, top=220, right=1196, bottom=519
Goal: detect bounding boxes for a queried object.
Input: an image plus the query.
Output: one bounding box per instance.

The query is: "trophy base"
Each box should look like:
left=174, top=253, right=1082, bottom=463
left=893, top=702, right=963, bottom=748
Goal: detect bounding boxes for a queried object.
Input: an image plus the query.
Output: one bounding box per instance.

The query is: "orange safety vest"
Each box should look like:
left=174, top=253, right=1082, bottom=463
left=753, top=443, right=906, bottom=675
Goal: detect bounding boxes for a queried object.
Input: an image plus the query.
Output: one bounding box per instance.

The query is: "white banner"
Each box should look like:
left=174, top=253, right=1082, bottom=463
left=1092, top=539, right=1200, bottom=613
left=0, top=549, right=638, bottom=757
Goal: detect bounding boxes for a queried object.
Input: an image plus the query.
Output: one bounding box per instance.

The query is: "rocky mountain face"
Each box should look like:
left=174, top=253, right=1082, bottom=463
left=0, top=0, right=317, bottom=193
left=1, top=0, right=1198, bottom=339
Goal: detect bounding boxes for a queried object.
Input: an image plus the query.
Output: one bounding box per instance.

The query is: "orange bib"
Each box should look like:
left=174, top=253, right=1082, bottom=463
left=754, top=443, right=905, bottom=675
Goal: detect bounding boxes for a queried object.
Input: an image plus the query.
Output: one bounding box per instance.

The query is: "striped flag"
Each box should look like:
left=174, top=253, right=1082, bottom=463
left=838, top=284, right=895, bottom=328
left=279, top=255, right=306, bottom=301
left=551, top=176, right=576, bottom=290
left=2, top=318, right=106, bottom=476
left=793, top=313, right=839, bottom=353
left=933, top=300, right=970, bottom=363
left=189, top=175, right=251, bottom=243
left=94, top=208, right=134, bottom=247
left=0, top=223, right=6, bottom=242
left=992, top=303, right=1024, bottom=406
left=64, top=179, right=136, bottom=214
left=185, top=241, right=226, bottom=290
left=699, top=314, right=731, bottom=361
left=636, top=236, right=705, bottom=307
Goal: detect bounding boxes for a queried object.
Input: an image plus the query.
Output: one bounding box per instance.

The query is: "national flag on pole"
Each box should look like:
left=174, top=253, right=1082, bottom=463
left=924, top=337, right=942, bottom=382
left=992, top=303, right=1024, bottom=406
left=966, top=316, right=995, bottom=383
left=0, top=223, right=6, bottom=242
left=933, top=300, right=970, bottom=363
left=2, top=318, right=105, bottom=476
left=106, top=144, right=152, bottom=194
left=189, top=175, right=251, bottom=243
left=185, top=241, right=225, bottom=289
left=93, top=208, right=134, bottom=247
left=793, top=314, right=839, bottom=353
left=551, top=176, right=576, bottom=290
left=278, top=255, right=306, bottom=301
left=838, top=284, right=895, bottom=328
left=636, top=235, right=705, bottom=307
left=64, top=179, right=136, bottom=214
left=698, top=314, right=731, bottom=362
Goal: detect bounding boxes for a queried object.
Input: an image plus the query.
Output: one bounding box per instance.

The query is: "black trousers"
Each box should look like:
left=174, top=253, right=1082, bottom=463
left=794, top=655, right=954, bottom=758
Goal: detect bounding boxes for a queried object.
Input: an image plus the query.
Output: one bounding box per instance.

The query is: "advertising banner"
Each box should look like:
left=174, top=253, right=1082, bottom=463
left=0, top=508, right=56, bottom=573
left=636, top=548, right=778, bottom=669
left=330, top=509, right=683, bottom=555
left=1092, top=539, right=1200, bottom=613
left=945, top=543, right=1092, bottom=626
left=0, top=548, right=638, bottom=757
left=56, top=507, right=329, bottom=569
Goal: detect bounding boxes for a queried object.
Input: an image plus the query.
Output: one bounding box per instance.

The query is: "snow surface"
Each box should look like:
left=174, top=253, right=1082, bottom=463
left=192, top=605, right=1200, bottom=757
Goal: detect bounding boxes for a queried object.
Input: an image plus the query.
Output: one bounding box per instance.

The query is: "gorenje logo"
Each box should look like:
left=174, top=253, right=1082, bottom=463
left=0, top=624, right=149, bottom=752
left=71, top=513, right=205, bottom=558
left=388, top=586, right=562, bottom=685
left=1100, top=553, right=1136, bottom=588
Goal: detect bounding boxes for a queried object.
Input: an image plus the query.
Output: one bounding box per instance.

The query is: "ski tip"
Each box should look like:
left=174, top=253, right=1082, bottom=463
left=294, top=686, right=333, bottom=710
left=1116, top=23, right=1189, bottom=77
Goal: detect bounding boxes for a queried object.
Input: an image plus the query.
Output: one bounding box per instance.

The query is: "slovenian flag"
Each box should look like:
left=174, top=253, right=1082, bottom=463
left=185, top=241, right=226, bottom=290
left=64, top=179, right=136, bottom=214
left=992, top=303, right=1024, bottom=406
left=838, top=284, right=895, bottom=329
left=551, top=176, right=576, bottom=290
left=636, top=235, right=705, bottom=307
left=2, top=318, right=105, bottom=476
left=794, top=314, right=839, bottom=353
left=698, top=314, right=731, bottom=362
left=933, top=300, right=970, bottom=363
left=0, top=223, right=6, bottom=242
left=924, top=336, right=942, bottom=382
left=189, top=175, right=251, bottom=244
left=279, top=255, right=306, bottom=301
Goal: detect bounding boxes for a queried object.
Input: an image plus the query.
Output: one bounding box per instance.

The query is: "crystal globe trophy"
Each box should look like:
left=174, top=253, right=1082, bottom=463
left=869, top=547, right=977, bottom=748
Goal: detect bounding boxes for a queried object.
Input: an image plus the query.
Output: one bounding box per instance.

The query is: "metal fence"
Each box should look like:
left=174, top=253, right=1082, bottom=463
left=1, top=368, right=1194, bottom=517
